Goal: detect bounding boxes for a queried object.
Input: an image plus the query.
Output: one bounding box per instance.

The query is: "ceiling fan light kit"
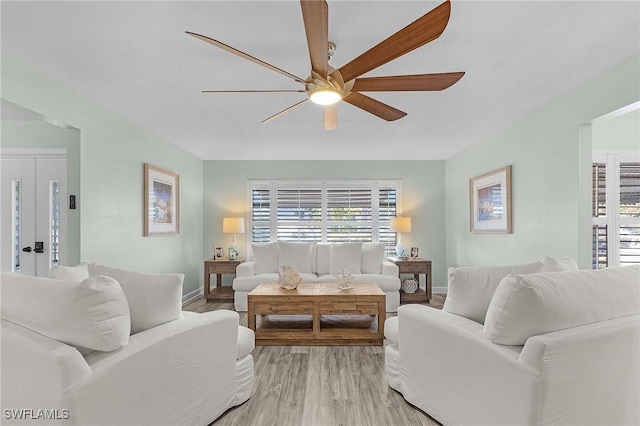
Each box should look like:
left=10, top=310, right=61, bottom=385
left=309, top=87, right=342, bottom=105
left=187, top=0, right=464, bottom=130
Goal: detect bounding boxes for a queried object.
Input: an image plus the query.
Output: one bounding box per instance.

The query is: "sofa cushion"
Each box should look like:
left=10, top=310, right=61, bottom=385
left=443, top=261, right=545, bottom=324
left=48, top=262, right=89, bottom=281
left=484, top=265, right=640, bottom=345
left=88, top=263, right=183, bottom=335
left=329, top=242, right=363, bottom=274
left=252, top=242, right=279, bottom=274
left=278, top=241, right=312, bottom=273
left=362, top=242, right=385, bottom=274
left=541, top=256, right=579, bottom=272
left=233, top=273, right=280, bottom=291
left=1, top=273, right=130, bottom=352
left=316, top=243, right=331, bottom=275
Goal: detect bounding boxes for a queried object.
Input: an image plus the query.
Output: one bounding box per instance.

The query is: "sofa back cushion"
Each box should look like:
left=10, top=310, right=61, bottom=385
left=443, top=261, right=545, bottom=324
left=316, top=243, right=331, bottom=275
left=361, top=242, right=385, bottom=274
left=484, top=265, right=640, bottom=345
left=1, top=273, right=130, bottom=352
left=252, top=242, right=279, bottom=274
left=329, top=242, right=363, bottom=274
left=541, top=256, right=579, bottom=272
left=278, top=241, right=313, bottom=273
left=48, top=262, right=90, bottom=281
left=88, top=263, right=183, bottom=335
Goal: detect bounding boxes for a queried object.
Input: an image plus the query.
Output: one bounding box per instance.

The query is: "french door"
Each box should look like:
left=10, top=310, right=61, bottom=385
left=1, top=150, right=67, bottom=277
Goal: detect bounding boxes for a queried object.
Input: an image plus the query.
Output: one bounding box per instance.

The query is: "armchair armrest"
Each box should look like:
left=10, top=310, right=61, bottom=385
left=236, top=261, right=256, bottom=277
left=381, top=261, right=399, bottom=276
left=518, top=314, right=639, bottom=425
left=1, top=319, right=92, bottom=412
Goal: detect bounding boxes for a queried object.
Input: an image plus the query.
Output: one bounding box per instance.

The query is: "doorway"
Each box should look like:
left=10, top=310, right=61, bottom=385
left=1, top=149, right=67, bottom=276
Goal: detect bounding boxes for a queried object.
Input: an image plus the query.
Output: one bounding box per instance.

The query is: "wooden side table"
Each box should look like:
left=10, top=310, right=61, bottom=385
left=388, top=257, right=432, bottom=304
left=204, top=258, right=244, bottom=302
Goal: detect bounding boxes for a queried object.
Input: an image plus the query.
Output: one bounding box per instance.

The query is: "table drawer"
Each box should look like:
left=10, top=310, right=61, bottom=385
left=208, top=265, right=237, bottom=274
left=253, top=302, right=313, bottom=315
left=400, top=263, right=427, bottom=274
left=319, top=302, right=381, bottom=315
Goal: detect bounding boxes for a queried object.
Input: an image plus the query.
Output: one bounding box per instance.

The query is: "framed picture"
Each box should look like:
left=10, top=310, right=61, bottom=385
left=214, top=247, right=225, bottom=260
left=469, top=165, right=512, bottom=233
left=144, top=163, right=180, bottom=236
left=410, top=247, right=419, bottom=258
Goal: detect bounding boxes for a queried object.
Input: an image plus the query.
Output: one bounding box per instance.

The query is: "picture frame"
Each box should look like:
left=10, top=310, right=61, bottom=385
left=214, top=246, right=225, bottom=260
left=410, top=247, right=419, bottom=258
left=144, top=163, right=180, bottom=236
left=469, top=165, right=512, bottom=233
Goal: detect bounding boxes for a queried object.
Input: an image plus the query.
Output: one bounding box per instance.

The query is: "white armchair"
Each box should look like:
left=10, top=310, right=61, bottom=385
left=385, top=261, right=640, bottom=425
left=1, top=265, right=255, bottom=426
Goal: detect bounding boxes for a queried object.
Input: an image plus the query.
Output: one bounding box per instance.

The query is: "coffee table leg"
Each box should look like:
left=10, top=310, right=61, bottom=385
left=313, top=302, right=321, bottom=339
left=248, top=301, right=256, bottom=331
left=378, top=301, right=385, bottom=340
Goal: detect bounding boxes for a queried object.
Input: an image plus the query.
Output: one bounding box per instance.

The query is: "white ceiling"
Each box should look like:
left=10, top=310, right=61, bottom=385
left=1, top=1, right=638, bottom=160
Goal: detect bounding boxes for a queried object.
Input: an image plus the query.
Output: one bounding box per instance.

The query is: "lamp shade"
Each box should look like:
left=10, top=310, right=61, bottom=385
left=223, top=217, right=245, bottom=234
left=390, top=217, right=411, bottom=233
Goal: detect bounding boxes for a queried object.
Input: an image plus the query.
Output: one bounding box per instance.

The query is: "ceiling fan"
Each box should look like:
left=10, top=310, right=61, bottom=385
left=186, top=0, right=464, bottom=130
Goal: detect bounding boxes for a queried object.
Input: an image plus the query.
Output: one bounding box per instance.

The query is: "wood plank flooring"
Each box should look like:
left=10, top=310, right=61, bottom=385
left=183, top=294, right=446, bottom=426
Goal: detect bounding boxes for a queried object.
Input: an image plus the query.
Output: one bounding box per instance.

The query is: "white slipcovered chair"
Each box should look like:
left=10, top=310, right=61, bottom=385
left=1, top=263, right=254, bottom=426
left=385, top=259, right=640, bottom=425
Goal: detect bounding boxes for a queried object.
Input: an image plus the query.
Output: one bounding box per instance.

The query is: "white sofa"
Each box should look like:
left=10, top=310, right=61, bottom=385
left=1, top=263, right=255, bottom=426
left=233, top=241, right=401, bottom=312
left=385, top=259, right=640, bottom=426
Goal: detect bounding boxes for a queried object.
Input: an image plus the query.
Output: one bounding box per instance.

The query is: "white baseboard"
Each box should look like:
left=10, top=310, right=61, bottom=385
left=433, top=286, right=448, bottom=294
left=182, top=287, right=203, bottom=304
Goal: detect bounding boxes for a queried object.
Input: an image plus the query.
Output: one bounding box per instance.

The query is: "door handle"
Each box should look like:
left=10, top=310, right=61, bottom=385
left=22, top=246, right=32, bottom=253
left=34, top=242, right=44, bottom=254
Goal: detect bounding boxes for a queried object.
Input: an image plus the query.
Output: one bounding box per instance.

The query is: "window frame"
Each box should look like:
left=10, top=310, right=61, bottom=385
left=246, top=179, right=402, bottom=255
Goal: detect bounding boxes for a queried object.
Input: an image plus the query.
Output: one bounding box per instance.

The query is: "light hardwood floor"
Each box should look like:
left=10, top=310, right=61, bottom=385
left=183, top=294, right=446, bottom=426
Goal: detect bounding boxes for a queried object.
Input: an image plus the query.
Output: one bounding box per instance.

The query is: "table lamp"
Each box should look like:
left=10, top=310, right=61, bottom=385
left=390, top=216, right=411, bottom=259
left=223, top=217, right=245, bottom=260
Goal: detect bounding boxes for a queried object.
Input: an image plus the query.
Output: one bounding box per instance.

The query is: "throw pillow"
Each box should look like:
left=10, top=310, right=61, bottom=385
left=316, top=243, right=331, bottom=275
left=329, top=242, right=363, bottom=274
left=540, top=256, right=579, bottom=272
left=252, top=242, right=279, bottom=274
left=1, top=273, right=130, bottom=352
left=484, top=265, right=640, bottom=345
left=442, top=260, right=545, bottom=324
left=361, top=242, right=385, bottom=274
left=278, top=241, right=312, bottom=273
left=48, top=262, right=90, bottom=281
left=88, top=263, right=183, bottom=335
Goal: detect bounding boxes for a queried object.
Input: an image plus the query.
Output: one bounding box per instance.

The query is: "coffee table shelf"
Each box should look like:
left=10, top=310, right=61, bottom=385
left=247, top=283, right=386, bottom=346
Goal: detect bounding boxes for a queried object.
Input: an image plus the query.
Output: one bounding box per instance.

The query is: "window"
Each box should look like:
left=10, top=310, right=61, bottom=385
left=248, top=180, right=400, bottom=255
left=592, top=153, right=640, bottom=268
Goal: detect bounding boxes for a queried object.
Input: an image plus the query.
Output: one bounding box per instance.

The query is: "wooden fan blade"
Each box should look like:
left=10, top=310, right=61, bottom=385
left=202, top=90, right=306, bottom=93
left=338, top=0, right=451, bottom=82
left=186, top=31, right=305, bottom=83
left=323, top=104, right=337, bottom=130
left=262, top=99, right=308, bottom=124
left=352, top=72, right=464, bottom=92
left=300, top=0, right=329, bottom=79
left=342, top=92, right=406, bottom=121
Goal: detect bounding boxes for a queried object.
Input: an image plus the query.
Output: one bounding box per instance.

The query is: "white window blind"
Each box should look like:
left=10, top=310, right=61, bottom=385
left=248, top=180, right=400, bottom=254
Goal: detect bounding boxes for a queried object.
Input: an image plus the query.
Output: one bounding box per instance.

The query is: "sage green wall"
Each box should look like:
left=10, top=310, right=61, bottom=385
left=1, top=121, right=82, bottom=265
left=2, top=52, right=204, bottom=295
left=203, top=160, right=448, bottom=288
left=593, top=109, right=640, bottom=151
left=446, top=54, right=640, bottom=270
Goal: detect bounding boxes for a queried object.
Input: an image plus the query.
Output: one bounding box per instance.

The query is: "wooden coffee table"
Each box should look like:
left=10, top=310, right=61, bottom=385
left=247, top=282, right=386, bottom=346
